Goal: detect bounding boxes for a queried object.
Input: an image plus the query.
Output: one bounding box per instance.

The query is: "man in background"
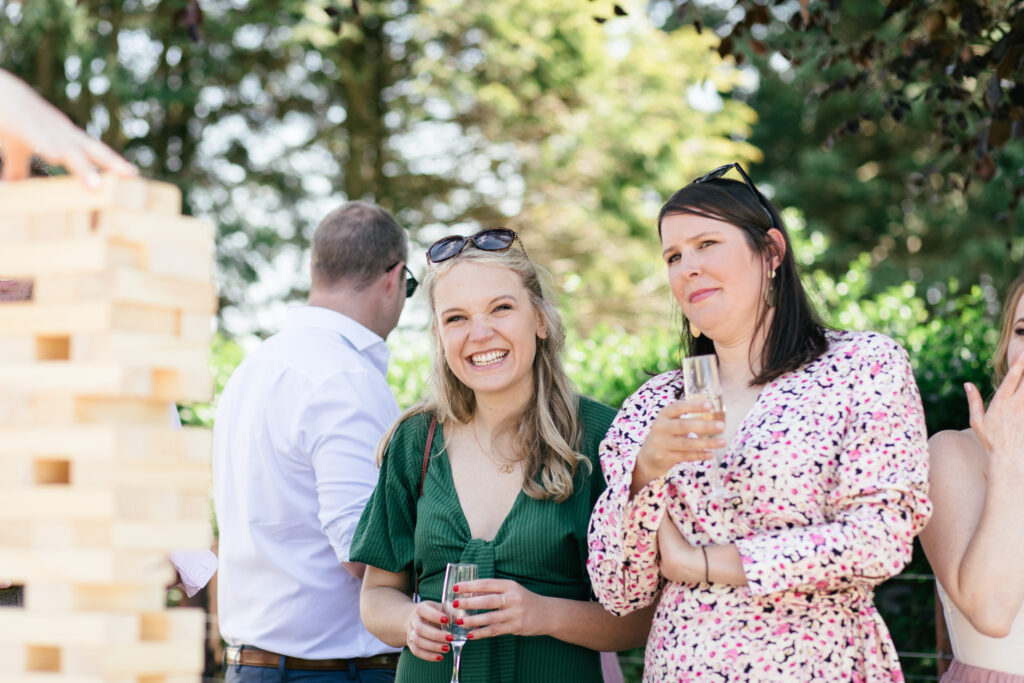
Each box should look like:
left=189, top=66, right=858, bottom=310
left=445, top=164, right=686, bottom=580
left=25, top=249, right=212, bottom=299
left=213, top=202, right=414, bottom=682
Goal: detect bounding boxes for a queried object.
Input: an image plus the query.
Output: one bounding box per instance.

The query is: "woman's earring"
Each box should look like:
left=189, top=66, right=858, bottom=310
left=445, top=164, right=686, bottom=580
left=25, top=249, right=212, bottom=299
left=764, top=268, right=777, bottom=307
left=689, top=319, right=702, bottom=338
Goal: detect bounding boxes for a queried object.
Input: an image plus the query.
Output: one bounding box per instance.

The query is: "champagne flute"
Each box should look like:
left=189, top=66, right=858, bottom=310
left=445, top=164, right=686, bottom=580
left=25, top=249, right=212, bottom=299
left=680, top=354, right=727, bottom=497
left=442, top=562, right=478, bottom=683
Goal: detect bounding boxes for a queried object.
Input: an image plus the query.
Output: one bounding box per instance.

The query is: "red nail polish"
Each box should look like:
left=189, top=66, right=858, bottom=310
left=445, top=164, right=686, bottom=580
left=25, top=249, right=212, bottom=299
left=455, top=618, right=463, bottom=626
left=467, top=633, right=474, bottom=640
left=442, top=645, right=450, bottom=653
left=436, top=655, right=443, bottom=662
left=453, top=584, right=460, bottom=592
left=440, top=616, right=449, bottom=625
left=452, top=599, right=459, bottom=608
left=446, top=634, right=454, bottom=642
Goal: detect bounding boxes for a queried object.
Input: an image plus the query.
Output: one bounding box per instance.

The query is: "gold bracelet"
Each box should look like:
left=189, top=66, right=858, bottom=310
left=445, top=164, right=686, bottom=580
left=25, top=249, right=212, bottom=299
left=701, top=545, right=710, bottom=584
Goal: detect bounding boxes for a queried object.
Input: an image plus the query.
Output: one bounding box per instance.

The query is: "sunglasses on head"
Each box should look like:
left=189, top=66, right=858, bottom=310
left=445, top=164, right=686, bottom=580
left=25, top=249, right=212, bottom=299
left=385, top=262, right=419, bottom=298
left=425, top=227, right=525, bottom=264
left=691, top=163, right=777, bottom=230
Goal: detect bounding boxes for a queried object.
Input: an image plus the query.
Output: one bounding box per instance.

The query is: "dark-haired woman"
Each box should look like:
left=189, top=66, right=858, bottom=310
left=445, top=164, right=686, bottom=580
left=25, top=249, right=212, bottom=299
left=587, top=164, right=933, bottom=680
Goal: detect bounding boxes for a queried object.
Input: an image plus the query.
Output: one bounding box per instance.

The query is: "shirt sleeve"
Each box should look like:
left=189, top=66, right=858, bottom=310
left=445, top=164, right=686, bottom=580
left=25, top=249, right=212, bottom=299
left=297, top=370, right=399, bottom=564
left=348, top=416, right=422, bottom=574
left=587, top=378, right=676, bottom=616
left=169, top=549, right=218, bottom=597
left=734, top=335, right=933, bottom=596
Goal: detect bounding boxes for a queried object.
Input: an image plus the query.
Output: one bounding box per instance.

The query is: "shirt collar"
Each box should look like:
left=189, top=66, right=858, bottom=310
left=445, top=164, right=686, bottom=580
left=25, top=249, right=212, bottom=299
left=285, top=306, right=391, bottom=373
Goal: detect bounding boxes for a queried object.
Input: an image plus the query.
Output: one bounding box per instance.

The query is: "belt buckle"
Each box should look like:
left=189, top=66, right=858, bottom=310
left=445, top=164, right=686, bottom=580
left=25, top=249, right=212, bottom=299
left=225, top=646, right=243, bottom=666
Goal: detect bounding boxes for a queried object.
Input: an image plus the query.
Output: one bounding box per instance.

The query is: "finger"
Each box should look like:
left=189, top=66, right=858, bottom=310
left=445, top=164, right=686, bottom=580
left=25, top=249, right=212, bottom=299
left=82, top=136, right=137, bottom=177
left=0, top=141, right=32, bottom=181
left=452, top=578, right=508, bottom=594
left=672, top=417, right=725, bottom=438
left=965, top=383, right=985, bottom=436
left=55, top=145, right=102, bottom=190
left=416, top=601, right=448, bottom=626
left=661, top=398, right=717, bottom=420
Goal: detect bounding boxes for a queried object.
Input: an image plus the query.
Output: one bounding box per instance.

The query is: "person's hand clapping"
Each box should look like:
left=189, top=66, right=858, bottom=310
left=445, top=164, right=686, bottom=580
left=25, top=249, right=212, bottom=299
left=404, top=600, right=452, bottom=662
left=0, top=69, right=137, bottom=187
left=631, top=398, right=725, bottom=494
left=966, top=352, right=1024, bottom=479
left=447, top=578, right=546, bottom=640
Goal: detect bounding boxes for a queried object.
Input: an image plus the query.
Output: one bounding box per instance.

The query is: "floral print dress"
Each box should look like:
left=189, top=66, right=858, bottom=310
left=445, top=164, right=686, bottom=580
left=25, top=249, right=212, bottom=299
left=587, top=331, right=932, bottom=682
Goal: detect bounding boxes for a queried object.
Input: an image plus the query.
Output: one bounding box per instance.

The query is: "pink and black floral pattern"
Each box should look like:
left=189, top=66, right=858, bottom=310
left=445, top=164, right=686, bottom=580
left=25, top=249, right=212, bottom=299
left=588, top=331, right=932, bottom=681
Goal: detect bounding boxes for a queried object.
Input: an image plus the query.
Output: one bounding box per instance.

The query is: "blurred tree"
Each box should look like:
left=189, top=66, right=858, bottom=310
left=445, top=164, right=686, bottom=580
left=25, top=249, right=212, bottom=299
left=0, top=0, right=757, bottom=334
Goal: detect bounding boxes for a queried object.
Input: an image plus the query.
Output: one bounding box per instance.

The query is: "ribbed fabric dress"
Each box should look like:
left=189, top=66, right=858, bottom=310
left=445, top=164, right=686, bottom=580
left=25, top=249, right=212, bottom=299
left=350, top=397, right=616, bottom=683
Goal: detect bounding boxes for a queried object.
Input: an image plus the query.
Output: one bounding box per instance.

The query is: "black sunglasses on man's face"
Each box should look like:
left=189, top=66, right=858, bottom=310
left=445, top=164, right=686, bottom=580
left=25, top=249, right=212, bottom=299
left=386, top=262, right=419, bottom=298
left=691, top=163, right=776, bottom=230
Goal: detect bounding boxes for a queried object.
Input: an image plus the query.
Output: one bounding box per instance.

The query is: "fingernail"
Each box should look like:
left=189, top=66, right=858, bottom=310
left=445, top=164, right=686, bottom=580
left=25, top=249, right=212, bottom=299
left=436, top=655, right=443, bottom=662
left=964, top=382, right=972, bottom=393
left=455, top=618, right=464, bottom=626
left=446, top=634, right=454, bottom=642
left=85, top=172, right=101, bottom=190
left=452, top=599, right=459, bottom=608
left=440, top=616, right=449, bottom=624
left=467, top=633, right=474, bottom=640
left=453, top=584, right=459, bottom=592
left=703, top=401, right=713, bottom=410
left=442, top=645, right=450, bottom=652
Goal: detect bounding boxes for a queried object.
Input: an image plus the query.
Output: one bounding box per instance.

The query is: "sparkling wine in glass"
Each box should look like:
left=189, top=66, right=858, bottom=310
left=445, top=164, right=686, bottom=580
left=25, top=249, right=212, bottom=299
left=442, top=562, right=478, bottom=683
left=680, top=354, right=728, bottom=497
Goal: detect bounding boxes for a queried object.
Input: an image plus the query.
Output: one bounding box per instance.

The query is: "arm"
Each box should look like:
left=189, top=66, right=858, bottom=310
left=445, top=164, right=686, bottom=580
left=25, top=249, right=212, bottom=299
left=658, top=515, right=746, bottom=587
left=361, top=565, right=449, bottom=662
left=451, top=578, right=654, bottom=650
left=0, top=69, right=137, bottom=185
left=733, top=337, right=932, bottom=596
left=302, top=371, right=398, bottom=567
left=587, top=386, right=716, bottom=615
left=920, top=354, right=1024, bottom=637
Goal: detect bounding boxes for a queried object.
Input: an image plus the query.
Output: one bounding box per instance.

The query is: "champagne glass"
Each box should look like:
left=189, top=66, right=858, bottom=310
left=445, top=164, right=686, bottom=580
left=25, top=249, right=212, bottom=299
left=680, top=354, right=727, bottom=497
left=442, top=562, right=478, bottom=683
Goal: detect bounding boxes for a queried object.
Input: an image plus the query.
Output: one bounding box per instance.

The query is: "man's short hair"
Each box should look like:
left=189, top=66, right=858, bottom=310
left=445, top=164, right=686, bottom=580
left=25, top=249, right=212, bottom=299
left=311, top=202, right=408, bottom=290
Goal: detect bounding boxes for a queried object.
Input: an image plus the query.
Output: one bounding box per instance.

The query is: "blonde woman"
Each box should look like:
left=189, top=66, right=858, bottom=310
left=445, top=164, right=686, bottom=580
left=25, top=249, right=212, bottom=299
left=350, top=229, right=652, bottom=683
left=921, top=271, right=1024, bottom=682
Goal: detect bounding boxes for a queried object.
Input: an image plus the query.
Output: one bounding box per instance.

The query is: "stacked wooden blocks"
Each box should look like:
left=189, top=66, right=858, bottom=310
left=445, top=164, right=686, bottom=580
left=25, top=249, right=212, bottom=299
left=0, top=176, right=216, bottom=682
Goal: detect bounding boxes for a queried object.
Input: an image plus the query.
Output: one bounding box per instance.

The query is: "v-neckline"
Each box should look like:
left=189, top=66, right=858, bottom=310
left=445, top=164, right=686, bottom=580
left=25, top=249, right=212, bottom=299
left=435, top=422, right=525, bottom=543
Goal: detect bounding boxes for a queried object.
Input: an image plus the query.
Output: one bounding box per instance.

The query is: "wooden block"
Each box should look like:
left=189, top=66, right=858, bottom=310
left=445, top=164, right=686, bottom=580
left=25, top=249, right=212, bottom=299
left=0, top=426, right=211, bottom=462
left=0, top=362, right=153, bottom=397
left=0, top=213, right=31, bottom=240
left=0, top=176, right=175, bottom=215
left=70, top=333, right=210, bottom=367
left=0, top=302, right=183, bottom=336
left=0, top=336, right=36, bottom=362
left=112, top=521, right=211, bottom=550
left=23, top=582, right=165, bottom=613
left=93, top=211, right=213, bottom=252
left=0, top=237, right=139, bottom=278
left=0, top=489, right=115, bottom=520
left=0, top=548, right=175, bottom=584
left=0, top=612, right=139, bottom=645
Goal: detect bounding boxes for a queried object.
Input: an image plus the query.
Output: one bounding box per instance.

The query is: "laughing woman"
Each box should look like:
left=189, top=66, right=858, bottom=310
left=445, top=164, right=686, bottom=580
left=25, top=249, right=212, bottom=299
left=350, top=230, right=652, bottom=683
left=587, top=165, right=933, bottom=681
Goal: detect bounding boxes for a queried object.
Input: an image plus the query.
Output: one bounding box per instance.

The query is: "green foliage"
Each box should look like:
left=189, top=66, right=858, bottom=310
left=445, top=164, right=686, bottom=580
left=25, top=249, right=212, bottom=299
left=177, top=333, right=246, bottom=428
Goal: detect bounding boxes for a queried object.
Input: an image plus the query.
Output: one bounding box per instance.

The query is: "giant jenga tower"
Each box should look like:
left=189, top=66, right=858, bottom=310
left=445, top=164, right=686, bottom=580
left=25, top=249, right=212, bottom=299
left=0, top=176, right=216, bottom=682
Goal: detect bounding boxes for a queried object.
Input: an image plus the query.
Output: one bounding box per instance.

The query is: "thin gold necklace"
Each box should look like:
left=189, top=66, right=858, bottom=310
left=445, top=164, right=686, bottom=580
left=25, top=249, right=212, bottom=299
left=471, top=420, right=514, bottom=474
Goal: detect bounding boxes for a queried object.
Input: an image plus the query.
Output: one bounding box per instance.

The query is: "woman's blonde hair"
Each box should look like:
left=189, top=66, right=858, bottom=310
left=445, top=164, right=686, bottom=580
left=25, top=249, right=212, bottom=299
left=993, top=270, right=1024, bottom=389
left=376, top=244, right=587, bottom=502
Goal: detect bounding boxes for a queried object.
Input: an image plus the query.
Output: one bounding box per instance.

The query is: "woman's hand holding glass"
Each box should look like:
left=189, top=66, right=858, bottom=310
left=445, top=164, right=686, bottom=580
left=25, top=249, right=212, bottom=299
left=404, top=599, right=452, bottom=662
left=631, top=398, right=727, bottom=495
left=446, top=578, right=546, bottom=639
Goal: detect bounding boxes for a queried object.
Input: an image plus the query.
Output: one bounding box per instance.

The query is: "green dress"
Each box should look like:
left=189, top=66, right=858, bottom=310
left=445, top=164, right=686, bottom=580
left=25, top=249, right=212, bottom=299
left=350, top=397, right=616, bottom=683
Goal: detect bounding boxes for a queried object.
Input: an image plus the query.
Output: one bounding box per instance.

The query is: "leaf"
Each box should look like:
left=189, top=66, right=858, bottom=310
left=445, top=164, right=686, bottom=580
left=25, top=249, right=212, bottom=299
left=985, top=76, right=1003, bottom=110
left=593, top=16, right=607, bottom=24
left=988, top=118, right=1011, bottom=148
left=749, top=38, right=767, bottom=55
left=613, top=4, right=627, bottom=17
left=717, top=36, right=734, bottom=58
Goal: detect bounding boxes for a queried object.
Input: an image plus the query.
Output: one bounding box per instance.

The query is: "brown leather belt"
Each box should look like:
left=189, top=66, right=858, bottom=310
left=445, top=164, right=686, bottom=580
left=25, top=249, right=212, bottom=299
left=226, top=645, right=400, bottom=671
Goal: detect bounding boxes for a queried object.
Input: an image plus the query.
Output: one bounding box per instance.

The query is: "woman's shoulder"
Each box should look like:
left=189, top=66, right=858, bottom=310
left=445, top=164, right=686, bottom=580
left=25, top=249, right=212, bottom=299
left=577, top=394, right=618, bottom=428
left=622, top=370, right=683, bottom=409
left=381, top=411, right=436, bottom=470
left=815, top=329, right=912, bottom=373
left=929, top=428, right=985, bottom=471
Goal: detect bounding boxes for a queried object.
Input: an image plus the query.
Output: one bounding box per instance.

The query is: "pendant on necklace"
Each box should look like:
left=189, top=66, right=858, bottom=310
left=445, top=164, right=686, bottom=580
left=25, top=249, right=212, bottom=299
left=497, top=463, right=513, bottom=474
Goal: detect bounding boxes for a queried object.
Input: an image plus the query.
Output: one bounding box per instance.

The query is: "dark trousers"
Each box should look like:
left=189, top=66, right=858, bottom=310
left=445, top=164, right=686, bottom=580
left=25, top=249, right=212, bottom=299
left=226, top=663, right=396, bottom=683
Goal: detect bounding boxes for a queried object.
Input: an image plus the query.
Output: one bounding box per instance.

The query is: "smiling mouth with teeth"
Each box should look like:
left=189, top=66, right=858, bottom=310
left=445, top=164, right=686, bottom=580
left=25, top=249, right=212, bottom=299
left=471, top=350, right=509, bottom=366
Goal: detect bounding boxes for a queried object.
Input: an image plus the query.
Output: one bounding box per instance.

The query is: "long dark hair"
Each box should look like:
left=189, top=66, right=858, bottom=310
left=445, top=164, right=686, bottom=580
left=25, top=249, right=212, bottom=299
left=658, top=178, right=828, bottom=386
